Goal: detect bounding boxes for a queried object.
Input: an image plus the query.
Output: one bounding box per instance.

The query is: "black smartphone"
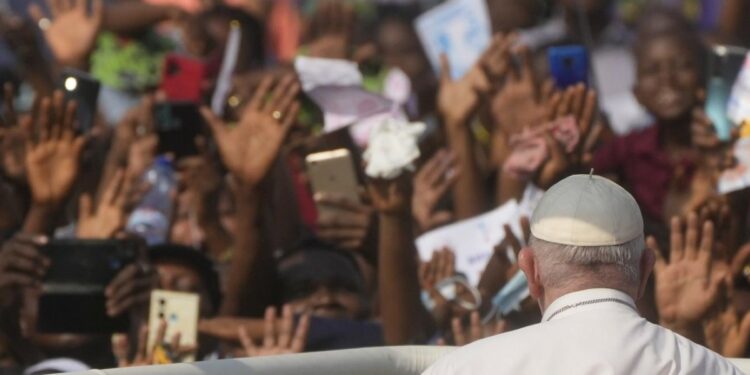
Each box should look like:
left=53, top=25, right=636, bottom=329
left=60, top=69, right=100, bottom=133
left=37, top=239, right=139, bottom=334
left=153, top=102, right=204, bottom=159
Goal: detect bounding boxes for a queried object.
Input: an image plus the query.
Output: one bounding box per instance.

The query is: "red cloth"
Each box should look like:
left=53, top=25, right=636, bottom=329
left=592, top=125, right=695, bottom=221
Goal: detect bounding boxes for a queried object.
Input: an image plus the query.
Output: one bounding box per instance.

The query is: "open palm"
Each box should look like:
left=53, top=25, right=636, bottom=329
left=23, top=95, right=85, bottom=206
left=201, top=75, right=300, bottom=188
left=29, top=0, right=103, bottom=66
left=650, top=215, right=724, bottom=326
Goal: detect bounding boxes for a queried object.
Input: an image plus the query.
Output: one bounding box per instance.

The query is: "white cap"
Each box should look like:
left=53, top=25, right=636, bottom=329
left=530, top=174, right=643, bottom=246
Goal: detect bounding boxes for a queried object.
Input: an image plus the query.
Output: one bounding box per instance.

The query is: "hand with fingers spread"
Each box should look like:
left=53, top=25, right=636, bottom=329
left=0, top=234, right=49, bottom=309
left=478, top=218, right=530, bottom=306
left=23, top=92, right=86, bottom=207
left=104, top=262, right=156, bottom=318
left=449, top=311, right=508, bottom=346
left=201, top=74, right=300, bottom=188
left=303, top=0, right=355, bottom=60
left=77, top=169, right=132, bottom=239
left=412, top=149, right=459, bottom=233
left=113, top=320, right=197, bottom=366
left=535, top=84, right=601, bottom=189
left=649, top=214, right=726, bottom=336
left=490, top=47, right=553, bottom=136
left=238, top=305, right=310, bottom=357
left=314, top=192, right=374, bottom=251
left=28, top=0, right=104, bottom=67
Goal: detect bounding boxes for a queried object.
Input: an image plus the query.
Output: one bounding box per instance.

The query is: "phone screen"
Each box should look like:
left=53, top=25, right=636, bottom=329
left=60, top=69, right=100, bottom=133
left=153, top=102, right=205, bottom=159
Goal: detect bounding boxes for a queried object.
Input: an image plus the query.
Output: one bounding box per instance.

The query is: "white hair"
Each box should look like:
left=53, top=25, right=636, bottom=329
left=529, top=234, right=645, bottom=287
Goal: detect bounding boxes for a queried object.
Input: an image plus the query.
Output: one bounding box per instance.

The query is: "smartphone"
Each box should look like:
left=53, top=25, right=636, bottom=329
left=147, top=290, right=199, bottom=363
left=161, top=54, right=207, bottom=103
left=305, top=148, right=360, bottom=216
left=153, top=102, right=204, bottom=159
left=37, top=239, right=139, bottom=333
left=60, top=69, right=100, bottom=133
left=548, top=45, right=588, bottom=89
left=706, top=45, right=748, bottom=141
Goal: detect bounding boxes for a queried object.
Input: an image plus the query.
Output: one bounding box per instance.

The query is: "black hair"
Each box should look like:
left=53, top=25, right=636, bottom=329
left=148, top=244, right=222, bottom=312
left=276, top=237, right=365, bottom=294
left=633, top=8, right=708, bottom=84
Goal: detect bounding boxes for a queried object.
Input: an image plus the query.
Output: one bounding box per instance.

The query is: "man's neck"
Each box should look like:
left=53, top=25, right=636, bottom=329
left=540, top=284, right=637, bottom=314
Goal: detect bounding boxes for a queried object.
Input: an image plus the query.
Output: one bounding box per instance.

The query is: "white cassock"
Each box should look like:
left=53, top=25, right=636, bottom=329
left=423, top=288, right=743, bottom=375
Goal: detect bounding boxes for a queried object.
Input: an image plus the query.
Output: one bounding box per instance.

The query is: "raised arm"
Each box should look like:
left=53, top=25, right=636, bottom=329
left=201, top=74, right=300, bottom=316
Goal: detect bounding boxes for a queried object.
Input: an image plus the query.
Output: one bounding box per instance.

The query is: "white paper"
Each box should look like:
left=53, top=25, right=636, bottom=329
left=294, top=56, right=395, bottom=136
left=718, top=137, right=750, bottom=194
left=414, top=0, right=491, bottom=79
left=294, top=56, right=363, bottom=92
left=416, top=200, right=523, bottom=286
left=728, top=53, right=750, bottom=125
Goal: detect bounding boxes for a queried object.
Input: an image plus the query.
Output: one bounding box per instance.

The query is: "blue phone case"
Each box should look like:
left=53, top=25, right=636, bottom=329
left=548, top=45, right=589, bottom=89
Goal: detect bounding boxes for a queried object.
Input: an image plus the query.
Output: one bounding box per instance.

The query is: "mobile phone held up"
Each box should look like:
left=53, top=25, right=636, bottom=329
left=161, top=54, right=207, bottom=104
left=153, top=102, right=206, bottom=159
left=148, top=290, right=200, bottom=363
left=37, top=239, right=139, bottom=334
left=305, top=148, right=361, bottom=218
left=548, top=45, right=588, bottom=89
left=60, top=69, right=100, bottom=133
left=706, top=45, right=748, bottom=141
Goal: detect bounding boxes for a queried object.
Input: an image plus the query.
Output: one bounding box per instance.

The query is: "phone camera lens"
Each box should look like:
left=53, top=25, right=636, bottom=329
left=159, top=299, right=166, bottom=305
left=159, top=312, right=164, bottom=319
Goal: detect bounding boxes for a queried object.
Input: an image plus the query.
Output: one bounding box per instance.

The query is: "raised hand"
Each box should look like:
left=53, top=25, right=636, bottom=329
left=412, top=149, right=459, bottom=232
left=104, top=262, right=156, bottom=318
left=478, top=218, right=530, bottom=304
left=535, top=84, right=601, bottom=189
left=304, top=0, right=354, bottom=60
left=419, top=248, right=456, bottom=327
left=77, top=169, right=131, bottom=239
left=29, top=0, right=104, bottom=67
left=314, top=192, right=374, bottom=251
left=490, top=47, right=553, bottom=136
left=449, top=311, right=507, bottom=346
left=0, top=234, right=49, bottom=309
left=22, top=92, right=86, bottom=206
left=649, top=214, right=726, bottom=333
left=368, top=175, right=412, bottom=217
left=238, top=305, right=310, bottom=357
left=703, top=279, right=750, bottom=358
left=437, top=54, right=489, bottom=126
left=201, top=74, right=300, bottom=188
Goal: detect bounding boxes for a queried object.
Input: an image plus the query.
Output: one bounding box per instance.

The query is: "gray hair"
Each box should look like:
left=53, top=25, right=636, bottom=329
left=528, top=234, right=645, bottom=287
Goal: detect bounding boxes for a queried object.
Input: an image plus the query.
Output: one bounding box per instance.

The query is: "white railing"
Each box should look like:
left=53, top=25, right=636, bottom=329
left=66, top=346, right=750, bottom=375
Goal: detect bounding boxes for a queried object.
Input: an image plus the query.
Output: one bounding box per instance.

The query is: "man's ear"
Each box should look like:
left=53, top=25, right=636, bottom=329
left=519, top=247, right=542, bottom=299
left=637, top=247, right=655, bottom=300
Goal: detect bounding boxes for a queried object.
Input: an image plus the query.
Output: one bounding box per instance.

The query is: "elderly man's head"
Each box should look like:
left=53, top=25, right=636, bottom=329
left=518, top=175, right=654, bottom=311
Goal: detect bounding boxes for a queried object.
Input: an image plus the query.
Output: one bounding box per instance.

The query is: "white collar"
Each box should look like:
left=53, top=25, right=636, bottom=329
left=541, top=288, right=637, bottom=322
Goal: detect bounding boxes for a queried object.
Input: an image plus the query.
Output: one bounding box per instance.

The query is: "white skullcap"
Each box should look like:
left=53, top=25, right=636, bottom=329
left=530, top=174, right=643, bottom=246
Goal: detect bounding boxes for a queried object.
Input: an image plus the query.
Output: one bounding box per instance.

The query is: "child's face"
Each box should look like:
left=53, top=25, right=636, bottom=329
left=633, top=35, right=701, bottom=122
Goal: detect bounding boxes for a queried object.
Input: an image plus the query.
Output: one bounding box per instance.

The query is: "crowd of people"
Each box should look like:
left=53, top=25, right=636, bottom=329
left=0, top=0, right=748, bottom=373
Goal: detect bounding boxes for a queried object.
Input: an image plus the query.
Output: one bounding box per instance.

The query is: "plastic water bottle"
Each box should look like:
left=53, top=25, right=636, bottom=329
left=126, top=157, right=175, bottom=245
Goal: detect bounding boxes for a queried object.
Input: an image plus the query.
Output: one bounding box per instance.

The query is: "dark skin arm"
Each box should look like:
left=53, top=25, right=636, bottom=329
left=21, top=93, right=86, bottom=235
left=102, top=1, right=181, bottom=35
left=438, top=55, right=490, bottom=219
left=201, top=74, right=301, bottom=316
left=369, top=176, right=431, bottom=344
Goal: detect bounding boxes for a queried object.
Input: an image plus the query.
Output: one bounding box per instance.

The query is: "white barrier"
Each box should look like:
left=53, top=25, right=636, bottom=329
left=66, top=346, right=750, bottom=375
